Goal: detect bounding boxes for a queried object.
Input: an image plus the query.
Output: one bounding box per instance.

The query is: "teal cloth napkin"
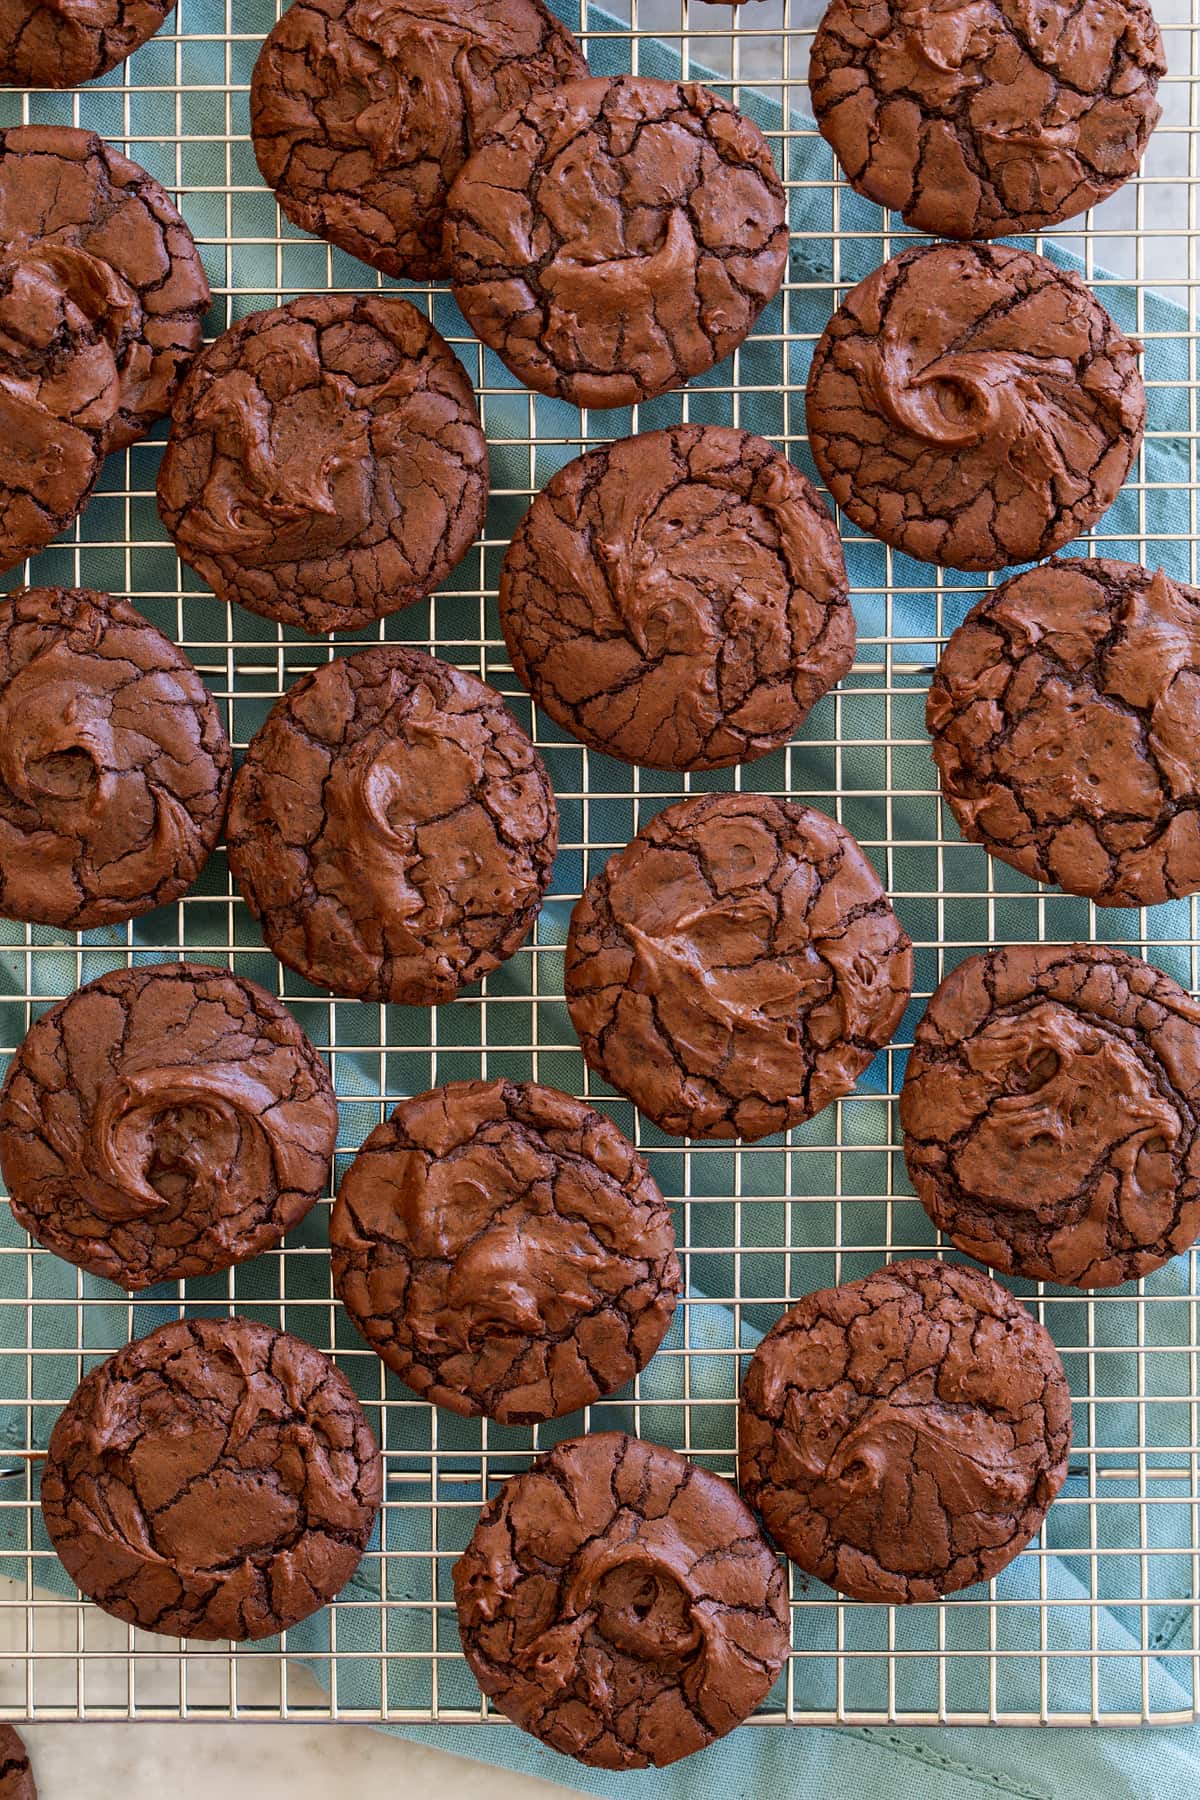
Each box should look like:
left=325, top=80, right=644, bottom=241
left=1, top=3, right=1199, bottom=1797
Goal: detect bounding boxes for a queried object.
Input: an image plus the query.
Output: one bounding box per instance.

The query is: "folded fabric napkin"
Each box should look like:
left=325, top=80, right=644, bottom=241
left=0, top=2, right=1198, bottom=1797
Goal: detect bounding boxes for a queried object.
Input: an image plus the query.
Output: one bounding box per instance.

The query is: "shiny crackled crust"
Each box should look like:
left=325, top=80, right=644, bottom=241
left=901, top=943, right=1200, bottom=1288
left=453, top=1432, right=789, bottom=1769
left=0, top=961, right=337, bottom=1289
left=564, top=793, right=912, bottom=1141
left=0, top=1727, right=33, bottom=1800
left=331, top=1079, right=681, bottom=1423
left=41, top=1317, right=382, bottom=1641
left=0, top=0, right=175, bottom=87
left=738, top=1258, right=1072, bottom=1603
left=929, top=558, right=1200, bottom=906
left=499, top=425, right=853, bottom=772
left=156, top=294, right=488, bottom=635
left=250, top=0, right=587, bottom=283
left=805, top=241, right=1144, bottom=572
left=0, top=588, right=231, bottom=928
left=227, top=646, right=558, bottom=1005
left=0, top=127, right=210, bottom=453
left=445, top=76, right=788, bottom=409
left=811, top=0, right=1165, bottom=240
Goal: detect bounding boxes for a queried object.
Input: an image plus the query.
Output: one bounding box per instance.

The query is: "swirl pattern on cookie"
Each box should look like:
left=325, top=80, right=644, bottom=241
left=805, top=241, right=1144, bottom=570
left=227, top=646, right=557, bottom=1004
left=0, top=962, right=337, bottom=1288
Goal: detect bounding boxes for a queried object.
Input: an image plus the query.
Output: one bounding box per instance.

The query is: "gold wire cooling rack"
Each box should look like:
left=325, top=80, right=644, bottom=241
left=1, top=0, right=1200, bottom=1734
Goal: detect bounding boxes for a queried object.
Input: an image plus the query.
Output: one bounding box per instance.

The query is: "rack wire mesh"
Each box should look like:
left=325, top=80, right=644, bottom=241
left=0, top=0, right=1198, bottom=1735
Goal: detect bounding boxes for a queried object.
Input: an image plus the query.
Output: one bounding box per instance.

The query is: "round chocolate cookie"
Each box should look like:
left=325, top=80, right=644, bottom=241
left=250, top=0, right=587, bottom=283
left=227, top=647, right=557, bottom=1004
left=810, top=0, right=1165, bottom=240
left=499, top=425, right=854, bottom=771
left=0, top=0, right=175, bottom=87
left=156, top=294, right=488, bottom=635
left=40, top=1317, right=383, bottom=1641
left=0, top=1728, right=33, bottom=1800
left=805, top=241, right=1145, bottom=572
left=0, top=587, right=231, bottom=928
left=445, top=76, right=788, bottom=409
left=454, top=1432, right=789, bottom=1768
left=0, top=961, right=337, bottom=1290
left=901, top=944, right=1200, bottom=1289
left=331, top=1079, right=681, bottom=1422
left=565, top=794, right=912, bottom=1141
left=0, top=127, right=210, bottom=452
left=738, top=1258, right=1072, bottom=1603
left=929, top=558, right=1200, bottom=906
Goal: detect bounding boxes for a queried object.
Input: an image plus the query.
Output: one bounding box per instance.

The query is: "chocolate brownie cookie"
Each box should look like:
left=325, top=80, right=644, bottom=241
left=156, top=294, right=488, bottom=635
left=805, top=242, right=1145, bottom=571
left=499, top=425, right=854, bottom=771
left=454, top=1432, right=789, bottom=1768
left=0, top=1729, right=33, bottom=1800
left=0, top=962, right=337, bottom=1289
left=738, top=1258, right=1072, bottom=1603
left=901, top=944, right=1200, bottom=1288
left=811, top=0, right=1165, bottom=240
left=41, top=1317, right=382, bottom=1640
left=250, top=0, right=587, bottom=283
left=445, top=76, right=788, bottom=409
left=565, top=794, right=912, bottom=1141
left=929, top=558, right=1200, bottom=906
left=332, top=1080, right=681, bottom=1422
left=0, top=127, right=210, bottom=452
left=0, top=0, right=175, bottom=87
left=227, top=647, right=557, bottom=1004
left=0, top=587, right=231, bottom=928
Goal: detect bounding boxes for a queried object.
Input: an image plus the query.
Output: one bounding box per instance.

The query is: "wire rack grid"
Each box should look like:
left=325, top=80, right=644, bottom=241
left=0, top=0, right=1198, bottom=1737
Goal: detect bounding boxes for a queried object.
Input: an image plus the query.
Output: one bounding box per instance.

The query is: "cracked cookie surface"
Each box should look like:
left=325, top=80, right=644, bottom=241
left=454, top=1431, right=789, bottom=1768
left=738, top=1258, right=1072, bottom=1602
left=332, top=1079, right=681, bottom=1423
left=929, top=558, right=1200, bottom=905
left=805, top=241, right=1144, bottom=571
left=41, top=1316, right=383, bottom=1640
left=811, top=0, right=1165, bottom=240
left=0, top=1728, right=33, bottom=1800
left=0, top=0, right=175, bottom=87
left=445, top=76, right=788, bottom=409
left=250, top=0, right=587, bottom=283
left=0, top=961, right=337, bottom=1289
left=901, top=944, right=1200, bottom=1287
left=0, top=127, right=210, bottom=454
left=0, top=587, right=231, bottom=928
left=499, top=425, right=854, bottom=771
left=227, top=646, right=557, bottom=1004
left=156, top=294, right=488, bottom=635
left=564, top=793, right=912, bottom=1141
